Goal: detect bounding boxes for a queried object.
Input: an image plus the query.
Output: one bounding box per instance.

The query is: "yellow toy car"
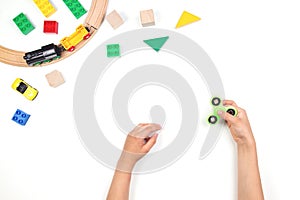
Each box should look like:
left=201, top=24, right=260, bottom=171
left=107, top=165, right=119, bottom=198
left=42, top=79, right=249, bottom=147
left=60, top=24, right=91, bottom=52
left=11, top=78, right=38, bottom=101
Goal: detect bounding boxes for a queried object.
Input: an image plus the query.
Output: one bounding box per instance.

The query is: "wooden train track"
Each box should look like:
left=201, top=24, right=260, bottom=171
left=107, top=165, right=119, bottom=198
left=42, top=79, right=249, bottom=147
left=0, top=0, right=108, bottom=67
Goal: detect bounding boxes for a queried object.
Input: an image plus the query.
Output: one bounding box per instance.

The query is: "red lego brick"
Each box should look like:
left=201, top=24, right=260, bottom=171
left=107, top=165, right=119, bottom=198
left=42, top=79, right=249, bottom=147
left=43, top=21, right=58, bottom=34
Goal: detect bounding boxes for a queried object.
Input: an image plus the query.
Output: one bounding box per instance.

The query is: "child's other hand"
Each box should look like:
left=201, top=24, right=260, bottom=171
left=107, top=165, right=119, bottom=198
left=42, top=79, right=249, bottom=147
left=117, top=123, right=161, bottom=172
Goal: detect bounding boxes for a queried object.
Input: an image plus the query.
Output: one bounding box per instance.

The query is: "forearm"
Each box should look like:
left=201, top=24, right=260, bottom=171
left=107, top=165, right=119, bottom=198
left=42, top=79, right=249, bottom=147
left=106, top=123, right=160, bottom=200
left=106, top=154, right=136, bottom=200
left=106, top=170, right=132, bottom=200
left=237, top=141, right=264, bottom=200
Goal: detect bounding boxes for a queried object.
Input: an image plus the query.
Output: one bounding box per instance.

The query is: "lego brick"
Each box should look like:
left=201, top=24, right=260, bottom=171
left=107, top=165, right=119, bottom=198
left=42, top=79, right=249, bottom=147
left=62, top=0, right=87, bottom=19
left=140, top=9, right=155, bottom=27
left=144, top=36, right=169, bottom=52
left=175, top=11, right=201, bottom=29
left=45, top=70, right=65, bottom=87
left=33, top=0, right=56, bottom=18
left=106, top=10, right=124, bottom=29
left=106, top=44, right=120, bottom=57
left=43, top=21, right=58, bottom=34
left=12, top=109, right=31, bottom=126
left=13, top=13, right=35, bottom=35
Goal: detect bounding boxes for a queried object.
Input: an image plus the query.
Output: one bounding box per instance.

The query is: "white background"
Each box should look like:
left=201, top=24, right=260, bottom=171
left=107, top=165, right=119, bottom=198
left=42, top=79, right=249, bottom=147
left=1, top=0, right=300, bottom=199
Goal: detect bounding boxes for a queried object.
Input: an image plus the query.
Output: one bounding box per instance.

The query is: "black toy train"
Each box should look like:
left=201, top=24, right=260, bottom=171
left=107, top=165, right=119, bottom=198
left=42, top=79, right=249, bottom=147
left=23, top=43, right=62, bottom=66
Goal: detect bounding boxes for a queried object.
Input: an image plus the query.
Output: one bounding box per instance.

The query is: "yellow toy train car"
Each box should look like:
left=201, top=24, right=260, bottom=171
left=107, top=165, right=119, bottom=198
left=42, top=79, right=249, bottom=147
left=60, top=24, right=91, bottom=52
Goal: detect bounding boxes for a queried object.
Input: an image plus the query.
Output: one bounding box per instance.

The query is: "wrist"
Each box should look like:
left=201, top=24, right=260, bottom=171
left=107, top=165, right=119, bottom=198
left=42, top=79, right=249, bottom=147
left=237, top=137, right=256, bottom=153
left=116, top=152, right=137, bottom=173
left=237, top=132, right=256, bottom=150
left=237, top=136, right=258, bottom=164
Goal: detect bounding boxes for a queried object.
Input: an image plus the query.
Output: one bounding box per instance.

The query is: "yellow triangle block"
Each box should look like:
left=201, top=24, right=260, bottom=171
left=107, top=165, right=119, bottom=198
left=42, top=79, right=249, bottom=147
left=176, top=11, right=201, bottom=29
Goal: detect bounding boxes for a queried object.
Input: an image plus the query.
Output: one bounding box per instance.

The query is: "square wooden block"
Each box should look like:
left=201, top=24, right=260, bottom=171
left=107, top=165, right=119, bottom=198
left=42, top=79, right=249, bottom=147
left=140, top=9, right=155, bottom=27
left=106, top=10, right=124, bottom=29
left=45, top=70, right=65, bottom=88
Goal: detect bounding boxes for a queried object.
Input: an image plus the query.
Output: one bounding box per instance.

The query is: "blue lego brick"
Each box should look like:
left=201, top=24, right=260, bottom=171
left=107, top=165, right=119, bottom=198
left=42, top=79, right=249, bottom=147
left=12, top=109, right=31, bottom=126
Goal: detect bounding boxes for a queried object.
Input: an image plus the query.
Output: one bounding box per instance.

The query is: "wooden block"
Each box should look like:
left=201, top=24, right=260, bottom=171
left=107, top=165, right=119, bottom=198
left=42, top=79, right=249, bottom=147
left=140, top=9, right=155, bottom=27
left=45, top=70, right=65, bottom=88
left=106, top=10, right=124, bottom=29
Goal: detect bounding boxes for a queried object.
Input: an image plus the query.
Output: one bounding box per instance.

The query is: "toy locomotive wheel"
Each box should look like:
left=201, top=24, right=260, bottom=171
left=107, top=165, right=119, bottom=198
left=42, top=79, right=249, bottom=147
left=68, top=46, right=76, bottom=52
left=211, top=97, right=221, bottom=106
left=53, top=56, right=60, bottom=60
left=208, top=115, right=218, bottom=124
left=33, top=62, right=41, bottom=66
left=83, top=33, right=91, bottom=40
left=226, top=108, right=236, bottom=116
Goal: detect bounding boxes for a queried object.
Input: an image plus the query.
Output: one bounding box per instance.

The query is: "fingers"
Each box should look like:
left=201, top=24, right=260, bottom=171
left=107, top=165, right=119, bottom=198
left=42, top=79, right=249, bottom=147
left=223, top=100, right=238, bottom=107
left=137, top=123, right=149, bottom=127
left=223, top=99, right=247, bottom=116
left=218, top=110, right=236, bottom=124
left=131, top=123, right=162, bottom=138
left=142, top=123, right=161, bottom=133
left=143, top=133, right=159, bottom=153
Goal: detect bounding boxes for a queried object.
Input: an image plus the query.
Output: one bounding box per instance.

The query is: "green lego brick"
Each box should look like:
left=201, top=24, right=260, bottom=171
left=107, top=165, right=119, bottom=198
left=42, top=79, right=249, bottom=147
left=62, top=0, right=87, bottom=19
left=13, top=13, right=35, bottom=35
left=106, top=44, right=120, bottom=57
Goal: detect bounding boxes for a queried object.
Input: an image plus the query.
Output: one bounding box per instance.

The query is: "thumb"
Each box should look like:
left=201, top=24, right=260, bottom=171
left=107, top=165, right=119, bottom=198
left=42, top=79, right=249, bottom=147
left=218, top=110, right=235, bottom=124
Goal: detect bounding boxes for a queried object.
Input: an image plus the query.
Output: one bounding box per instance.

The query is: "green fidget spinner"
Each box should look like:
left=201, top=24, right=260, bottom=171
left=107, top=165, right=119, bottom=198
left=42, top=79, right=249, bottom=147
left=207, top=97, right=238, bottom=124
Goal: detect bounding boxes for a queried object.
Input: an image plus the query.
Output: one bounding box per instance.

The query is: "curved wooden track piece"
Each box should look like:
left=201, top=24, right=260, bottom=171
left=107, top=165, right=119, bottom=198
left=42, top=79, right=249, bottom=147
left=0, top=0, right=108, bottom=67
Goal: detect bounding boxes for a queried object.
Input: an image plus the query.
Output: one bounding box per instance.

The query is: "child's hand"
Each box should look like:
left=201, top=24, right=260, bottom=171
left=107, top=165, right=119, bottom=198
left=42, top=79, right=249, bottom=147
left=117, top=123, right=161, bottom=172
left=218, top=100, right=255, bottom=147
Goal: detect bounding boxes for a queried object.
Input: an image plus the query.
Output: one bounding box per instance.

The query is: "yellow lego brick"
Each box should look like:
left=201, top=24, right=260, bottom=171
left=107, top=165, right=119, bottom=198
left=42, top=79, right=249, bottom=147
left=33, top=0, right=56, bottom=18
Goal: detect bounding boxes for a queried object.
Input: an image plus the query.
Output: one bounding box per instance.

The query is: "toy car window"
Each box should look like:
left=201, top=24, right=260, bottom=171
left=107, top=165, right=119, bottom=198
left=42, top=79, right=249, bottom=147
left=16, top=82, right=28, bottom=94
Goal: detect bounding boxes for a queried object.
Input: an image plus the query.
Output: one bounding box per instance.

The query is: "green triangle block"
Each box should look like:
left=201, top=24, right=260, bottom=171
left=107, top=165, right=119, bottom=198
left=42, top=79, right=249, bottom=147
left=143, top=36, right=169, bottom=52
